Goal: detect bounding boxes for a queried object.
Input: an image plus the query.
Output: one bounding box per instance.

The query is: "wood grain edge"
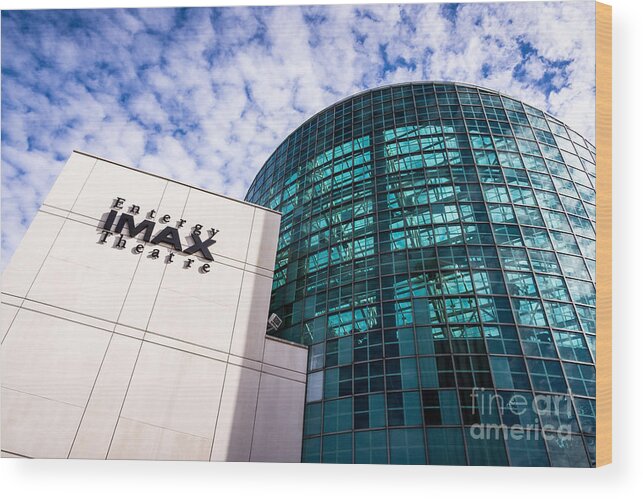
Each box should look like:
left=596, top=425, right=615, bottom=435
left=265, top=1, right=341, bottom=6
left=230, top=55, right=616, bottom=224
left=595, top=1, right=612, bottom=468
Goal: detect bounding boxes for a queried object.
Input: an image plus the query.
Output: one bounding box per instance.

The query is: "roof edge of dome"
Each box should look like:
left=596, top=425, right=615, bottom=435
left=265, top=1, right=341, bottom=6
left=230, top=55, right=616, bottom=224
left=247, top=80, right=594, bottom=196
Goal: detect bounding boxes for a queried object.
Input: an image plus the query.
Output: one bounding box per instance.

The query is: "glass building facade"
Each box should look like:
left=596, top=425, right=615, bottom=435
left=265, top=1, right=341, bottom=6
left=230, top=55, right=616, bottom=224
left=245, top=82, right=596, bottom=467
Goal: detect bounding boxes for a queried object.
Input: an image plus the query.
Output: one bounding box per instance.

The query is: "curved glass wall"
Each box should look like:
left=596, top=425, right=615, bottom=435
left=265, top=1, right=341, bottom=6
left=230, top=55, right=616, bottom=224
left=245, top=82, right=596, bottom=467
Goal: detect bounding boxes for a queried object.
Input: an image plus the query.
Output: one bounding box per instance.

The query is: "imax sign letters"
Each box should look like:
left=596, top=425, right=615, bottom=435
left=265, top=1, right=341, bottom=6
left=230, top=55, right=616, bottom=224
left=98, top=197, right=218, bottom=273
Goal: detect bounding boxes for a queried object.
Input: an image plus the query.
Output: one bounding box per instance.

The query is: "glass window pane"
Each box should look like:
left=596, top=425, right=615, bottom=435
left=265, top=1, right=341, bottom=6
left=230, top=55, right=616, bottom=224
left=389, top=429, right=426, bottom=464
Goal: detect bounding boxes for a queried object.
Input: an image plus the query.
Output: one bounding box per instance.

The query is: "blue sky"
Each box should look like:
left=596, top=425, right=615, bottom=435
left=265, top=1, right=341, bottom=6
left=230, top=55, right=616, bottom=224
left=1, top=2, right=596, bottom=268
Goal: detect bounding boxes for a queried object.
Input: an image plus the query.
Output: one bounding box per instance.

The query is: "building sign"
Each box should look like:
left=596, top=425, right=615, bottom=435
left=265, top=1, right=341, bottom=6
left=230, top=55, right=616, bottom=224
left=98, top=197, right=217, bottom=273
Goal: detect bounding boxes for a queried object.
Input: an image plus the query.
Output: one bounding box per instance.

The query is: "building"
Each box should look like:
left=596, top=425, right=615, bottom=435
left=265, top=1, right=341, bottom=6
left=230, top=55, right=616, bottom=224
left=245, top=82, right=597, bottom=466
left=2, top=82, right=598, bottom=467
left=1, top=151, right=307, bottom=461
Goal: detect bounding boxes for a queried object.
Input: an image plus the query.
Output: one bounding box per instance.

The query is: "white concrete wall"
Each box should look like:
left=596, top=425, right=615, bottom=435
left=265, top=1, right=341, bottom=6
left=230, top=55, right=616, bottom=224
left=1, top=152, right=307, bottom=461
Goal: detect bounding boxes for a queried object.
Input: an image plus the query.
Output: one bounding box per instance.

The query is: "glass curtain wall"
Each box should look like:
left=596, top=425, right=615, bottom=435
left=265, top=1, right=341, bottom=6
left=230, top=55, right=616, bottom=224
left=245, top=82, right=597, bottom=467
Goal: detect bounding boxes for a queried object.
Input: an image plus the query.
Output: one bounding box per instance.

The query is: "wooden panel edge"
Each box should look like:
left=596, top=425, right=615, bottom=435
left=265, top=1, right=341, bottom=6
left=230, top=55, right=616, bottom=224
left=595, top=0, right=612, bottom=468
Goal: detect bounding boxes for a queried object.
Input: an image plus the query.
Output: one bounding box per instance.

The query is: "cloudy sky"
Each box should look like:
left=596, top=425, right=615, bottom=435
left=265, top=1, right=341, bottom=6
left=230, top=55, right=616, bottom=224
left=1, top=1, right=596, bottom=268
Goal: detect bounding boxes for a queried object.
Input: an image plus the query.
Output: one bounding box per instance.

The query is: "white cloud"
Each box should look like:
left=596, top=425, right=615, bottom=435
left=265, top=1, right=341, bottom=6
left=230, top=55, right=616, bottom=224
left=1, top=2, right=596, bottom=268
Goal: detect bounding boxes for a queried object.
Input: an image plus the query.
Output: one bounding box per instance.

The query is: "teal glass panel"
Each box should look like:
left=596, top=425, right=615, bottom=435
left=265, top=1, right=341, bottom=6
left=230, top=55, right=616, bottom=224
left=574, top=397, right=596, bottom=434
left=323, top=398, right=353, bottom=433
left=544, top=301, right=581, bottom=330
left=553, top=330, right=593, bottom=363
left=527, top=359, right=567, bottom=393
left=512, top=298, right=547, bottom=326
left=507, top=432, right=550, bottom=466
left=322, top=433, right=353, bottom=464
left=304, top=403, right=322, bottom=436
left=302, top=437, right=321, bottom=463
left=466, top=429, right=509, bottom=466
left=563, top=362, right=595, bottom=397
left=519, top=327, right=557, bottom=358
left=490, top=356, right=530, bottom=390
left=355, top=430, right=388, bottom=464
left=536, top=274, right=570, bottom=301
left=545, top=434, right=589, bottom=467
left=427, top=428, right=466, bottom=465
left=484, top=326, right=522, bottom=355
left=389, top=429, right=426, bottom=464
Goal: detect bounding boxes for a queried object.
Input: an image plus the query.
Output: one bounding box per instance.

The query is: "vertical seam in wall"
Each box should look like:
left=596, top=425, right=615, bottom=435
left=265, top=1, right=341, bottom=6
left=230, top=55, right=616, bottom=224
left=249, top=310, right=268, bottom=461
left=1, top=159, right=98, bottom=345
left=67, top=180, right=170, bottom=458
left=104, top=184, right=191, bottom=459
left=224, top=206, right=256, bottom=353
left=209, top=207, right=257, bottom=461
left=0, top=304, right=21, bottom=345
left=247, top=334, right=270, bottom=462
